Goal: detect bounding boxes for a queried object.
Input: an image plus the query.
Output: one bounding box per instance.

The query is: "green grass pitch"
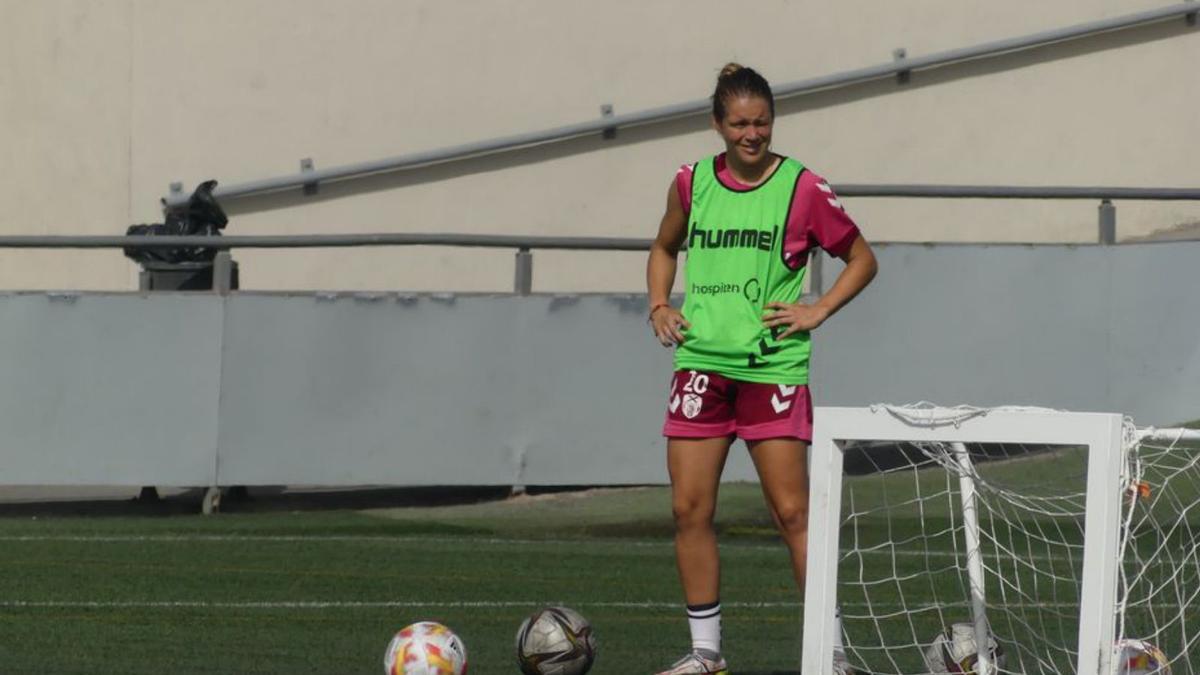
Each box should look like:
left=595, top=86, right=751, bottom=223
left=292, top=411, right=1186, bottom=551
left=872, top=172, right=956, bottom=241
left=0, top=485, right=810, bottom=674
left=0, top=444, right=1195, bottom=674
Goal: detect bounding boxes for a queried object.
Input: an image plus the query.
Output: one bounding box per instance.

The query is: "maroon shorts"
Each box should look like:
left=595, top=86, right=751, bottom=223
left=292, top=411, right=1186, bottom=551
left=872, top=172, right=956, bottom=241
left=662, top=369, right=813, bottom=442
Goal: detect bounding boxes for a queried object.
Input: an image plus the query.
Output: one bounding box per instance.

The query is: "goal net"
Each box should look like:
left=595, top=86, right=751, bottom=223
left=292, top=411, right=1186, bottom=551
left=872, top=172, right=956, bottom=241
left=802, top=404, right=1200, bottom=675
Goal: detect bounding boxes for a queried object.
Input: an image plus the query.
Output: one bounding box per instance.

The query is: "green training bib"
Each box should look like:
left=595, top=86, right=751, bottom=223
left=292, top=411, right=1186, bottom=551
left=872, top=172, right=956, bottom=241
left=674, top=155, right=811, bottom=384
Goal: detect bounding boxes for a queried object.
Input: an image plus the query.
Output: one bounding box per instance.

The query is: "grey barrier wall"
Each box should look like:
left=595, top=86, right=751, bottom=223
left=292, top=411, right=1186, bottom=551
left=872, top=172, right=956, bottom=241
left=0, top=242, right=1196, bottom=487
left=0, top=294, right=223, bottom=485
left=814, top=242, right=1200, bottom=424
left=212, top=293, right=725, bottom=486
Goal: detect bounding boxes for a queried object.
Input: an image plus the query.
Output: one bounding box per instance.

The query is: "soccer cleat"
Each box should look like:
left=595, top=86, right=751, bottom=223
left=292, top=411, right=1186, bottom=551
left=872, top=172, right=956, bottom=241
left=654, top=651, right=730, bottom=675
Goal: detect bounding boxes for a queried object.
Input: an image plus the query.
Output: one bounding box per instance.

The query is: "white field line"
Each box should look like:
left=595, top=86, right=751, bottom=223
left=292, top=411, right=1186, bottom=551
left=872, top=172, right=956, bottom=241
left=0, top=599, right=1109, bottom=611
left=0, top=534, right=1073, bottom=562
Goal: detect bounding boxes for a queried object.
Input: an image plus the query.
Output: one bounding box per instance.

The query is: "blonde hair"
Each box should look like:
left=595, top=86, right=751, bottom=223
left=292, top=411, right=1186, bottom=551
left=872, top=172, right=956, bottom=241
left=719, top=62, right=744, bottom=79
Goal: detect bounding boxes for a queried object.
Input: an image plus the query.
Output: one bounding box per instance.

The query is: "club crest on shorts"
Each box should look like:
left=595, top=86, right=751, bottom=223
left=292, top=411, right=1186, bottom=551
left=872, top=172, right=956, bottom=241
left=682, top=393, right=703, bottom=419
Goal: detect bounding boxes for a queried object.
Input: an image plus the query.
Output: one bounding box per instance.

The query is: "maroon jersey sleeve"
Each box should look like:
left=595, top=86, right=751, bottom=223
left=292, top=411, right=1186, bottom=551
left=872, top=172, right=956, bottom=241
left=674, top=163, right=695, bottom=218
left=782, top=170, right=861, bottom=268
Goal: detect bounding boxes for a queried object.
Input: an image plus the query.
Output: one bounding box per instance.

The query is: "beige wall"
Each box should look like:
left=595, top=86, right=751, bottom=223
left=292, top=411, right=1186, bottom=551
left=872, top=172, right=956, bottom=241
left=2, top=0, right=1197, bottom=291
left=0, top=0, right=133, bottom=289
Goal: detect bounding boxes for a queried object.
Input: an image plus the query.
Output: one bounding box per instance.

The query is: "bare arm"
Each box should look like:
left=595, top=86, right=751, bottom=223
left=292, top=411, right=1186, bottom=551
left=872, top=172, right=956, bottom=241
left=814, top=234, right=878, bottom=319
left=764, top=234, right=878, bottom=338
left=646, top=180, right=691, bottom=346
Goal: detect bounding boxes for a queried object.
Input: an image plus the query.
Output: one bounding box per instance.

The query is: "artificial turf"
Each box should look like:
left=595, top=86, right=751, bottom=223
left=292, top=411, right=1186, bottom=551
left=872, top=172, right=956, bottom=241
left=0, top=443, right=1196, bottom=674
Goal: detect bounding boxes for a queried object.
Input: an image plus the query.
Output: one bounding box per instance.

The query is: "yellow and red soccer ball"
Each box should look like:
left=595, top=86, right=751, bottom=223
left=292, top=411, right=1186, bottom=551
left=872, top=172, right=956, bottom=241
left=384, top=621, right=468, bottom=675
left=1115, top=639, right=1171, bottom=675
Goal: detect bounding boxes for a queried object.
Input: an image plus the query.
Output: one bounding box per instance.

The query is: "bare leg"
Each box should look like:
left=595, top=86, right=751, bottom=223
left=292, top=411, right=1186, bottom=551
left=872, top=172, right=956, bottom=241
left=747, top=438, right=810, bottom=592
left=667, top=436, right=733, bottom=604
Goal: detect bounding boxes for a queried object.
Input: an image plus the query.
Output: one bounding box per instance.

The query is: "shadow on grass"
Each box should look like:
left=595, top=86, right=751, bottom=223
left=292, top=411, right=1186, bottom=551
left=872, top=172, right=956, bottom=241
left=0, top=485, right=516, bottom=518
left=582, top=520, right=782, bottom=541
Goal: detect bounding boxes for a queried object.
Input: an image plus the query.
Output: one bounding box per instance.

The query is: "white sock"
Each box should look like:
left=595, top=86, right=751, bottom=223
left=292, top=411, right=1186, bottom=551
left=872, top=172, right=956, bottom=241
left=687, top=600, right=722, bottom=656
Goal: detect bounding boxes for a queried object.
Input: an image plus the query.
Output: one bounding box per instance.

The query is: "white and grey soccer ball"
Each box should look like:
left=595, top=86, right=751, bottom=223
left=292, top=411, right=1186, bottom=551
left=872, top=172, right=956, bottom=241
left=1114, top=639, right=1171, bottom=675
left=515, top=606, right=597, bottom=675
left=923, top=623, right=1006, bottom=674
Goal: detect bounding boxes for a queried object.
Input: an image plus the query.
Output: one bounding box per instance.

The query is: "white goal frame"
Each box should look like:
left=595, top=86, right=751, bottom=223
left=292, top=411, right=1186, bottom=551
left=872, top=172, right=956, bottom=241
left=802, top=406, right=1126, bottom=675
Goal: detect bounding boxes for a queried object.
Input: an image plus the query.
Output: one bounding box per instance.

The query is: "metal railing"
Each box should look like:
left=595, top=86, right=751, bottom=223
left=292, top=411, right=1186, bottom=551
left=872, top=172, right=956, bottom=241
left=10, top=184, right=1200, bottom=295
left=162, top=2, right=1200, bottom=207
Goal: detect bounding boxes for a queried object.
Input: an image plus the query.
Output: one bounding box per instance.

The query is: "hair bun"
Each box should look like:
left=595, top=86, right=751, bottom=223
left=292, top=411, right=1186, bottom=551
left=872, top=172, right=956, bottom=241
left=719, top=63, right=744, bottom=79
left=710, top=62, right=774, bottom=121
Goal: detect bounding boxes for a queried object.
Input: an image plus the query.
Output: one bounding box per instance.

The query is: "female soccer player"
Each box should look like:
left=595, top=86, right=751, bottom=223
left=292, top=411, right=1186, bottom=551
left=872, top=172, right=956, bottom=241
left=646, top=63, right=878, bottom=675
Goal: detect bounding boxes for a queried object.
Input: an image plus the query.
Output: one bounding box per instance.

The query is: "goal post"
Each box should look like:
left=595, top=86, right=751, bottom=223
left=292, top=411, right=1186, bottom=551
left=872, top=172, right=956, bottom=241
left=803, top=405, right=1134, bottom=675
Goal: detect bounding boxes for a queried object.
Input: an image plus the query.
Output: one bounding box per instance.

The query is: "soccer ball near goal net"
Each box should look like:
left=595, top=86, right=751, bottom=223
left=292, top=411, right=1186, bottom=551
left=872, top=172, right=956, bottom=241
left=922, top=623, right=1006, bottom=674
left=1114, top=639, right=1171, bottom=675
left=800, top=405, right=1199, bottom=675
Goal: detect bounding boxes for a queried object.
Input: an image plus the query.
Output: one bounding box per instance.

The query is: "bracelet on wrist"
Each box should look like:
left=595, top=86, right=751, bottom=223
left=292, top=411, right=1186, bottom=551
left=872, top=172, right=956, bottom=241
left=647, top=303, right=670, bottom=322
